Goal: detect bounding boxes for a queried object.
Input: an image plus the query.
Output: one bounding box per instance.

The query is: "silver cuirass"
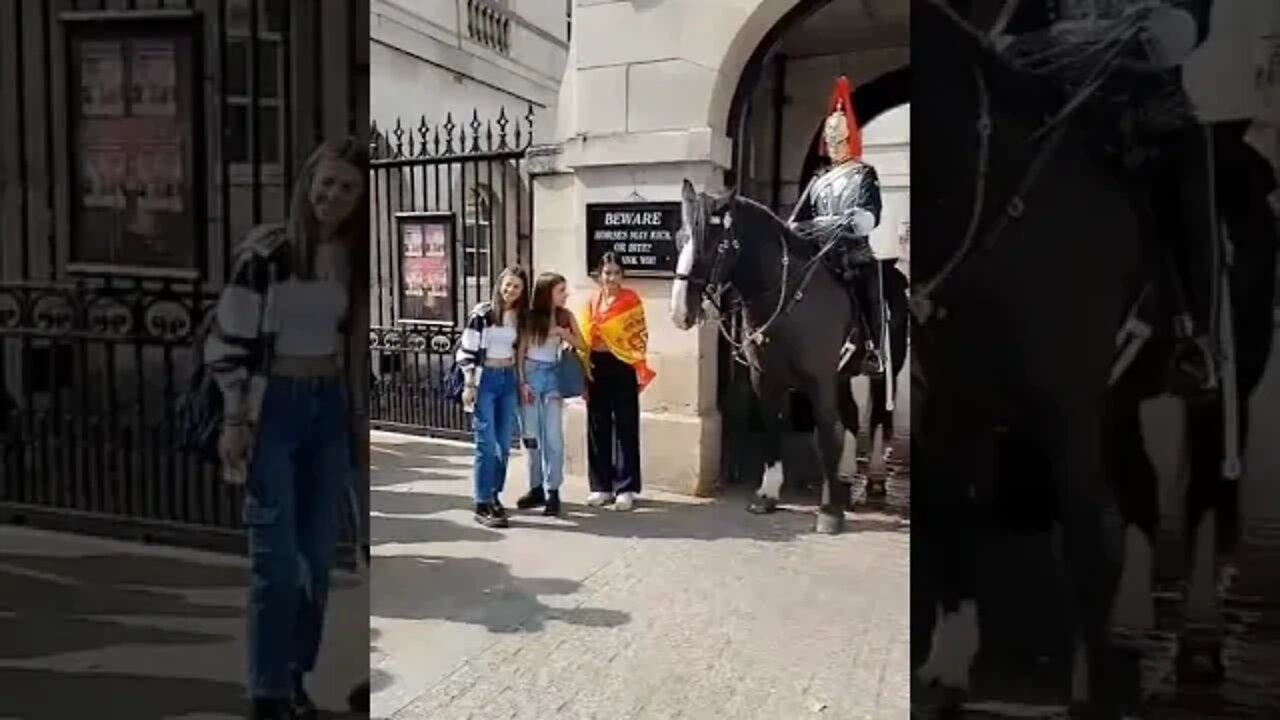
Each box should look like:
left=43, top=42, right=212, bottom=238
left=806, top=160, right=878, bottom=228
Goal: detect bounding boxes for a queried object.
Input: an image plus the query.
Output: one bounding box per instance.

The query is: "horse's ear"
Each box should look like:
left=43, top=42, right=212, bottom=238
left=681, top=179, right=697, bottom=205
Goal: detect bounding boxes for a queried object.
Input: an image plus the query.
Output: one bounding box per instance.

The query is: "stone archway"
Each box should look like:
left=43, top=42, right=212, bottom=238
left=536, top=0, right=907, bottom=496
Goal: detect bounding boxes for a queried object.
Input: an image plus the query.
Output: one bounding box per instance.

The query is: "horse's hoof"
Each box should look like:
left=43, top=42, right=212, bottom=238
left=815, top=511, right=845, bottom=534
left=747, top=495, right=778, bottom=514
left=910, top=679, right=966, bottom=718
left=1175, top=636, right=1224, bottom=684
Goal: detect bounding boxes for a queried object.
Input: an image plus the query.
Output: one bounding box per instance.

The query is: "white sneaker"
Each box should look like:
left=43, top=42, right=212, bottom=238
left=586, top=492, right=614, bottom=507
left=614, top=492, right=636, bottom=511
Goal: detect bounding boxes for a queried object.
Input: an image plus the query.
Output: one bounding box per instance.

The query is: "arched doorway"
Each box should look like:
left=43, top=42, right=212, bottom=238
left=718, top=0, right=910, bottom=489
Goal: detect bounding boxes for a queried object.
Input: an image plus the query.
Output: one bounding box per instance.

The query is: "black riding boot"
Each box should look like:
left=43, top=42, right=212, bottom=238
left=1159, top=129, right=1217, bottom=395
left=859, top=264, right=886, bottom=375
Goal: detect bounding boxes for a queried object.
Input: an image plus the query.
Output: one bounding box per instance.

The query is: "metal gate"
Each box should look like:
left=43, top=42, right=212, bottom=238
left=368, top=107, right=535, bottom=439
left=0, top=0, right=367, bottom=551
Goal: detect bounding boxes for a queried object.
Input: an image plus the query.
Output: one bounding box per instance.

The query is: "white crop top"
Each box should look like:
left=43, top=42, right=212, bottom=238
left=265, top=242, right=349, bottom=357
left=484, top=311, right=519, bottom=361
left=525, top=333, right=560, bottom=363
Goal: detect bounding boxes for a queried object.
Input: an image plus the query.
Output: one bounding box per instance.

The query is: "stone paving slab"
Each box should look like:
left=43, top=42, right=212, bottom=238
left=0, top=524, right=369, bottom=719
left=369, top=430, right=911, bottom=720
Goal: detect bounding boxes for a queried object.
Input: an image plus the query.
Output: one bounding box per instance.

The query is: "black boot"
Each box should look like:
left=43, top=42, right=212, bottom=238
left=347, top=680, right=371, bottom=712
left=473, top=502, right=509, bottom=529
left=543, top=490, right=561, bottom=516
left=517, top=486, right=546, bottom=509
left=250, top=698, right=292, bottom=720
left=291, top=672, right=317, bottom=720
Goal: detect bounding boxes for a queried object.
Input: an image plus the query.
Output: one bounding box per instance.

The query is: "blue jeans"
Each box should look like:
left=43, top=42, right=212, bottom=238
left=245, top=376, right=353, bottom=698
left=521, top=359, right=565, bottom=493
left=474, top=366, right=519, bottom=503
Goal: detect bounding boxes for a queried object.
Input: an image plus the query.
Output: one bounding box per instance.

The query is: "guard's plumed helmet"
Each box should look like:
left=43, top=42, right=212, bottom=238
left=820, top=75, right=862, bottom=163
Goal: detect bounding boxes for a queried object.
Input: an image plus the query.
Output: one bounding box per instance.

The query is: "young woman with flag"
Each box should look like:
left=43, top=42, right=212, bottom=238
left=581, top=253, right=655, bottom=511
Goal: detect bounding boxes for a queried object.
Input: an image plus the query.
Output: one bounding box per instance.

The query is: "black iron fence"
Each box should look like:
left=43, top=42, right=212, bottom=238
left=0, top=0, right=367, bottom=552
left=368, top=107, right=535, bottom=439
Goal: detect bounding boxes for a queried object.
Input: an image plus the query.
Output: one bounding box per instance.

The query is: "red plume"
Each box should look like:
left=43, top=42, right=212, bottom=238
left=819, top=75, right=862, bottom=160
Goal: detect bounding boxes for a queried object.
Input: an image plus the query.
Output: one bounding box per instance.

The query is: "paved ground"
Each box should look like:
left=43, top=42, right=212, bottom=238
left=369, top=430, right=911, bottom=720
left=0, top=524, right=369, bottom=719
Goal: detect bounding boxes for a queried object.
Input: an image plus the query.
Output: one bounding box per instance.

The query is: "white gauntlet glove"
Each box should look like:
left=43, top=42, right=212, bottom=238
left=1136, top=5, right=1198, bottom=70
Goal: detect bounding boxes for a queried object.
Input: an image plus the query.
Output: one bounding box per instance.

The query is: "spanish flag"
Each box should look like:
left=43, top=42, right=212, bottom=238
left=580, top=287, right=657, bottom=391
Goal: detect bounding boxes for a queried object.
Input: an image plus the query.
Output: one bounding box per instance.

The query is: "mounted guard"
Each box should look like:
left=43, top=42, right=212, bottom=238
left=789, top=75, right=885, bottom=375
left=991, top=0, right=1218, bottom=392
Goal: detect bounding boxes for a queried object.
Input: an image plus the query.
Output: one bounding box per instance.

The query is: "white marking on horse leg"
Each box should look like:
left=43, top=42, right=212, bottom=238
left=669, top=241, right=695, bottom=330
left=757, top=461, right=783, bottom=500
left=1071, top=639, right=1089, bottom=703
left=917, top=601, right=980, bottom=690
left=1110, top=524, right=1155, bottom=632
left=1185, top=510, right=1221, bottom=626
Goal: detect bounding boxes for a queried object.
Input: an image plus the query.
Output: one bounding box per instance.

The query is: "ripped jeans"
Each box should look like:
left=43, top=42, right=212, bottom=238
left=521, top=358, right=565, bottom=493
left=244, top=375, right=352, bottom=698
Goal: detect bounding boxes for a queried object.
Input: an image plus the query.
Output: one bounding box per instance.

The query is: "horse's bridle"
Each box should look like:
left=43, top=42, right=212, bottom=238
left=911, top=0, right=1147, bottom=326
left=678, top=195, right=847, bottom=367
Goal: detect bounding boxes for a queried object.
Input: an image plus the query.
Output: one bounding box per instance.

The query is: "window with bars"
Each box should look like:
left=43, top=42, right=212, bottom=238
left=463, top=188, right=493, bottom=280
left=223, top=0, right=286, bottom=168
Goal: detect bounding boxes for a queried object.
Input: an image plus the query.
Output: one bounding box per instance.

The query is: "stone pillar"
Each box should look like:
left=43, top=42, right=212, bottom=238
left=521, top=0, right=813, bottom=496
left=527, top=139, right=727, bottom=496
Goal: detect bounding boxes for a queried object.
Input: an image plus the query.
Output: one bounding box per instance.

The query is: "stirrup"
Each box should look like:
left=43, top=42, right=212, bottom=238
left=1168, top=335, right=1218, bottom=394
left=862, top=346, right=884, bottom=375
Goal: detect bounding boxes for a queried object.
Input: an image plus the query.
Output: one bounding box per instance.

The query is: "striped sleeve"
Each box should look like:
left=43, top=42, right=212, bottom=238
left=204, top=226, right=284, bottom=423
left=455, top=302, right=491, bottom=372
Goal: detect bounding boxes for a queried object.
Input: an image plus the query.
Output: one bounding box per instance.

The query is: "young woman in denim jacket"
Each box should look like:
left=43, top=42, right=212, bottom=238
left=456, top=266, right=530, bottom=528
left=515, top=272, right=587, bottom=516
left=206, top=139, right=366, bottom=720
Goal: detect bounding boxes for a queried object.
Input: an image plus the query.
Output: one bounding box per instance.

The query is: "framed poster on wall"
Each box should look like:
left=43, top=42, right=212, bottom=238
left=62, top=10, right=205, bottom=277
left=396, top=212, right=457, bottom=325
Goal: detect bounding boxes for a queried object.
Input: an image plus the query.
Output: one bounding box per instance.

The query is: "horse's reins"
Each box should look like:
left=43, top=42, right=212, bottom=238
left=680, top=196, right=847, bottom=370
left=912, top=0, right=1146, bottom=325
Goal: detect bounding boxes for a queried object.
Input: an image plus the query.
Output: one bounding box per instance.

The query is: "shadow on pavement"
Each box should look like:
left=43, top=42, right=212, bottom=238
left=371, top=488, right=473, bottom=516
left=371, top=554, right=630, bottom=634
left=492, top=486, right=909, bottom=544
left=0, top=667, right=246, bottom=720
left=0, top=552, right=247, bottom=717
left=0, top=553, right=245, bottom=660
left=372, top=514, right=502, bottom=545
left=369, top=626, right=393, bottom=695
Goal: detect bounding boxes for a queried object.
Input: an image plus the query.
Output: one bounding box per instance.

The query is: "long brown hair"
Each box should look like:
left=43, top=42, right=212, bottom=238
left=489, top=265, right=530, bottom=326
left=526, top=271, right=567, bottom=345
left=287, top=138, right=369, bottom=296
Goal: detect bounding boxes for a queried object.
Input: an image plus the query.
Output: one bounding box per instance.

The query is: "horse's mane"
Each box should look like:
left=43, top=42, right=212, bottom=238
left=729, top=194, right=819, bottom=260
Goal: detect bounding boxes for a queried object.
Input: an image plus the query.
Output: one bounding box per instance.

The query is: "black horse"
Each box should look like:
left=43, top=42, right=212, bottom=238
left=1105, top=120, right=1279, bottom=680
left=915, top=0, right=1280, bottom=713
left=912, top=0, right=1155, bottom=713
left=670, top=180, right=908, bottom=533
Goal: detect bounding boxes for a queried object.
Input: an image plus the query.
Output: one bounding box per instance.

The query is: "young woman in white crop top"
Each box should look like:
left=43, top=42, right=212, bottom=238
left=515, top=272, right=587, bottom=516
left=203, top=138, right=366, bottom=720
left=455, top=265, right=529, bottom=528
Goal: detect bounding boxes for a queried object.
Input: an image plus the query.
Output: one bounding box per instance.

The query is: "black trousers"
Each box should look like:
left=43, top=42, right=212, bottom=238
left=1151, top=124, right=1213, bottom=333
left=586, top=351, right=641, bottom=495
